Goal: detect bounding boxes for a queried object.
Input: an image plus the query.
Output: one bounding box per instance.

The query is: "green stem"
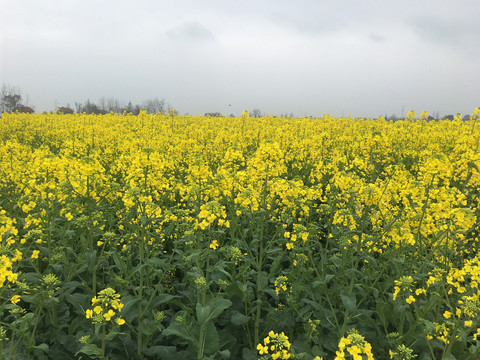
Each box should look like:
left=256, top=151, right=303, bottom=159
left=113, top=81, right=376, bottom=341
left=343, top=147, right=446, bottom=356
left=197, top=324, right=206, bottom=360
left=398, top=310, right=405, bottom=336
left=102, top=324, right=106, bottom=359
left=203, top=253, right=210, bottom=306
left=92, top=267, right=97, bottom=296
left=137, top=238, right=144, bottom=357
left=254, top=214, right=265, bottom=348
left=137, top=204, right=146, bottom=358
left=8, top=320, right=18, bottom=357
left=30, top=300, right=45, bottom=344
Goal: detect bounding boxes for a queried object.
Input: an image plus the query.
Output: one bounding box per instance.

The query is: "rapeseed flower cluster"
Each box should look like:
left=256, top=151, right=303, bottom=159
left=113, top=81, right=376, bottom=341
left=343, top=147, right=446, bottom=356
left=393, top=276, right=416, bottom=304
left=195, top=201, right=229, bottom=230
left=0, top=255, right=17, bottom=287
left=334, top=329, right=374, bottom=360
left=257, top=330, right=292, bottom=359
left=389, top=344, right=416, bottom=360
left=86, top=288, right=125, bottom=325
left=274, top=275, right=289, bottom=296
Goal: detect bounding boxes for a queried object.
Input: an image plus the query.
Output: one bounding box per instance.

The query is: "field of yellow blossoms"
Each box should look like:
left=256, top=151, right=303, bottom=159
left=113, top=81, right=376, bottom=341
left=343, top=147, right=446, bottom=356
left=1, top=108, right=480, bottom=359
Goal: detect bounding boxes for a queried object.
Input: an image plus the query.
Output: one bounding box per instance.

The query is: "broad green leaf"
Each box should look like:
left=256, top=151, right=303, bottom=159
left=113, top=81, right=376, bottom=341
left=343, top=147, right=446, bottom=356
left=230, top=311, right=250, bottom=326
left=33, top=343, right=49, bottom=353
left=202, top=322, right=220, bottom=356
left=75, top=344, right=103, bottom=358
left=340, top=293, right=356, bottom=313
left=196, top=298, right=232, bottom=325
left=219, top=349, right=230, bottom=359
left=111, top=252, right=127, bottom=273
left=142, top=346, right=177, bottom=359
left=443, top=354, right=457, bottom=360
left=151, top=294, right=180, bottom=308
left=163, top=322, right=194, bottom=343
left=138, top=319, right=158, bottom=336
left=242, top=348, right=257, bottom=360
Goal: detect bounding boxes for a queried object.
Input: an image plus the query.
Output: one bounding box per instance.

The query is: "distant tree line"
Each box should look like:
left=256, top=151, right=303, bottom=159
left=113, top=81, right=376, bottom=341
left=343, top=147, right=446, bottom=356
left=386, top=112, right=472, bottom=122
left=73, top=97, right=167, bottom=115
left=1, top=83, right=477, bottom=120
left=1, top=84, right=171, bottom=115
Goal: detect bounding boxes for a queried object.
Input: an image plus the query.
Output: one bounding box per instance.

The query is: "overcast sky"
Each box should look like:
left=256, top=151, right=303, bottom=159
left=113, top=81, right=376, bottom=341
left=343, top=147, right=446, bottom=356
left=2, top=0, right=479, bottom=117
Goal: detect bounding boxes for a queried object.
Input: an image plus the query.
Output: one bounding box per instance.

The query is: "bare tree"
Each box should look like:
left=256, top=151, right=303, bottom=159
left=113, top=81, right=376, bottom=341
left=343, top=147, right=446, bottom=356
left=83, top=99, right=103, bottom=114
left=105, top=97, right=123, bottom=113
left=389, top=114, right=399, bottom=122
left=75, top=102, right=83, bottom=113
left=251, top=108, right=262, bottom=117
left=98, top=97, right=107, bottom=112
left=142, top=97, right=165, bottom=114
left=125, top=101, right=132, bottom=113
left=1, top=84, right=23, bottom=113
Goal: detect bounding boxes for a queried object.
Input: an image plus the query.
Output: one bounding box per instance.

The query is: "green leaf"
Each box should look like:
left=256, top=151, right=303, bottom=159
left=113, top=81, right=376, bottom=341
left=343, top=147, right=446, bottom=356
left=94, top=323, right=101, bottom=337
left=146, top=257, right=167, bottom=267
left=202, top=322, right=220, bottom=356
left=231, top=311, right=250, bottom=326
left=85, top=251, right=97, bottom=273
left=21, top=272, right=42, bottom=284
left=111, top=252, right=127, bottom=273
left=57, top=334, right=76, bottom=348
left=151, top=294, right=179, bottom=308
left=225, top=281, right=248, bottom=298
left=64, top=292, right=89, bottom=312
left=443, top=354, right=457, bottom=360
left=186, top=250, right=203, bottom=261
left=163, top=322, right=194, bottom=343
left=323, top=274, right=335, bottom=284
left=75, top=344, right=103, bottom=358
left=261, top=288, right=277, bottom=299
left=242, top=347, right=257, bottom=360
left=219, top=349, right=230, bottom=359
left=138, top=319, right=158, bottom=336
left=105, top=330, right=124, bottom=341
left=142, top=346, right=177, bottom=359
left=62, top=280, right=84, bottom=291
left=196, top=297, right=232, bottom=325
left=340, top=293, right=356, bottom=313
left=121, top=295, right=141, bottom=322
left=211, top=266, right=233, bottom=281
left=33, top=343, right=49, bottom=353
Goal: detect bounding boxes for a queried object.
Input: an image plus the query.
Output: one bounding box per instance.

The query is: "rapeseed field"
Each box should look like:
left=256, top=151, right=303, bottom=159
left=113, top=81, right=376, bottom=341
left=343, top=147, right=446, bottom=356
left=1, top=108, right=480, bottom=359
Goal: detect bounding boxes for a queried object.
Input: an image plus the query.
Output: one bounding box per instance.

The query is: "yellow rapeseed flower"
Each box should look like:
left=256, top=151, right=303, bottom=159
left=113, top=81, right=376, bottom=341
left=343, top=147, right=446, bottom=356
left=86, top=309, right=93, bottom=319
left=104, top=309, right=115, bottom=321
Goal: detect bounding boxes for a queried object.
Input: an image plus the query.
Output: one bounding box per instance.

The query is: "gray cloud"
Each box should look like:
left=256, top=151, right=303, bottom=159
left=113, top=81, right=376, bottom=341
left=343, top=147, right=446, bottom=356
left=369, top=33, right=386, bottom=43
left=271, top=12, right=337, bottom=36
left=409, top=16, right=480, bottom=52
left=166, top=22, right=215, bottom=42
